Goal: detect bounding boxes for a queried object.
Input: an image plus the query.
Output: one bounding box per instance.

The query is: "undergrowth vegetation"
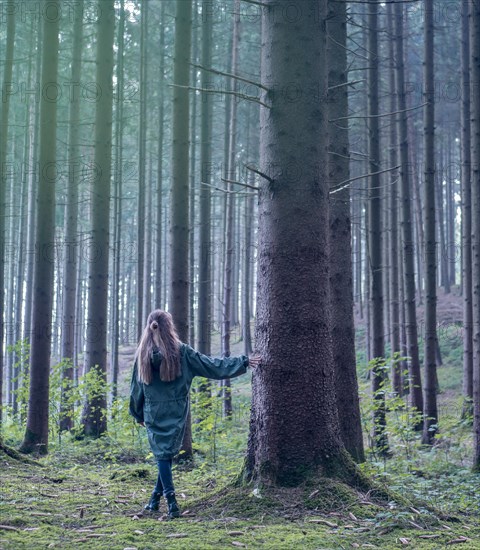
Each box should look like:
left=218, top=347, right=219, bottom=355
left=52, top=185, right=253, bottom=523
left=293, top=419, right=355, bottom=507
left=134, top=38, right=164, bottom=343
left=0, top=326, right=479, bottom=548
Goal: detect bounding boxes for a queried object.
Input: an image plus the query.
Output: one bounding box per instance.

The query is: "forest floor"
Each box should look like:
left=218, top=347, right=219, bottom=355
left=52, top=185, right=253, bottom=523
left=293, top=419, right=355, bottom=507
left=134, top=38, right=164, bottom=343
left=1, top=291, right=479, bottom=549
left=1, top=442, right=479, bottom=550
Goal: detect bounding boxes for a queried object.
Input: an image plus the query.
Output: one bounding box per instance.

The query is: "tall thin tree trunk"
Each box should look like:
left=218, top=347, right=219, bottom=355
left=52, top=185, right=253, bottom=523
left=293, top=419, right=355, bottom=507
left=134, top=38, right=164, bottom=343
left=327, top=0, right=365, bottom=463
left=110, top=0, right=125, bottom=401
left=387, top=5, right=402, bottom=396
left=137, top=0, right=148, bottom=339
left=461, top=0, right=473, bottom=418
left=0, top=0, right=15, bottom=434
left=81, top=0, right=116, bottom=437
left=60, top=0, right=84, bottom=431
left=446, top=143, right=456, bottom=287
left=155, top=1, right=166, bottom=309
left=436, top=146, right=450, bottom=293
left=23, top=20, right=42, bottom=356
left=13, top=25, right=34, bottom=414
left=421, top=0, right=438, bottom=445
left=367, top=0, right=388, bottom=454
left=198, top=1, right=213, bottom=356
left=189, top=4, right=198, bottom=346
left=143, top=157, right=153, bottom=317
left=171, top=0, right=193, bottom=458
left=222, top=0, right=241, bottom=419
left=243, top=174, right=254, bottom=356
left=20, top=2, right=57, bottom=454
left=470, top=0, right=480, bottom=472
left=394, top=2, right=423, bottom=422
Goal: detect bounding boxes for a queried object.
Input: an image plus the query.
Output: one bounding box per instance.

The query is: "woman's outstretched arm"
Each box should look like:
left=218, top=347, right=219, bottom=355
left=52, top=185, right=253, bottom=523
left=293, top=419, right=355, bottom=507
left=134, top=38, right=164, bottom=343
left=185, top=345, right=260, bottom=380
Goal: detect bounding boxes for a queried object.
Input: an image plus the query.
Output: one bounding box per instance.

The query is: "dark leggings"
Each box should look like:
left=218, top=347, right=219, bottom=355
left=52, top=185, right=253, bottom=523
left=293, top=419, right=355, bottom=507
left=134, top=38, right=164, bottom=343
left=153, top=458, right=174, bottom=496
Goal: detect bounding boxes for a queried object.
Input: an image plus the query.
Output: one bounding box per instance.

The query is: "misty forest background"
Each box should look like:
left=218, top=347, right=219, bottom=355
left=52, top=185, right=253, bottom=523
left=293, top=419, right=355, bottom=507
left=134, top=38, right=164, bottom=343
left=0, top=0, right=480, bottom=548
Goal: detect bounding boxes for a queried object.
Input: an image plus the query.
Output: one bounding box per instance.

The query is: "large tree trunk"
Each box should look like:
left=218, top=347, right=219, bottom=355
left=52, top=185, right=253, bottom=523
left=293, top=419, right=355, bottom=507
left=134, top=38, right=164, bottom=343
left=245, top=0, right=357, bottom=486
left=19, top=1, right=57, bottom=454
left=470, top=0, right=480, bottom=472
left=0, top=0, right=15, bottom=435
left=327, top=0, right=364, bottom=463
left=60, top=0, right=84, bottom=431
left=394, top=2, right=423, bottom=422
left=81, top=0, right=116, bottom=437
left=170, top=0, right=193, bottom=459
left=421, top=0, right=438, bottom=445
left=461, top=0, right=473, bottom=418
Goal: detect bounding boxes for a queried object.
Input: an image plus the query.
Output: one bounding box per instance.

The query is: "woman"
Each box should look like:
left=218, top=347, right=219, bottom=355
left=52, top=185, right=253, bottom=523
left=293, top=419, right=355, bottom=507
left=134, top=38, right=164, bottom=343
left=129, top=309, right=261, bottom=519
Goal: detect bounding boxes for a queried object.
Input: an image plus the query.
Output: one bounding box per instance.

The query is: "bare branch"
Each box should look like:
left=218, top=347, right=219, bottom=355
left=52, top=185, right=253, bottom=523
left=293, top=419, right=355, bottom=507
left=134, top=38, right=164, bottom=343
left=201, top=181, right=256, bottom=196
left=192, top=63, right=269, bottom=91
left=169, top=83, right=269, bottom=109
left=328, top=79, right=366, bottom=91
left=330, top=102, right=427, bottom=123
left=327, top=34, right=368, bottom=61
left=240, top=0, right=268, bottom=7
left=222, top=177, right=259, bottom=191
left=245, top=164, right=274, bottom=184
left=330, top=165, right=400, bottom=195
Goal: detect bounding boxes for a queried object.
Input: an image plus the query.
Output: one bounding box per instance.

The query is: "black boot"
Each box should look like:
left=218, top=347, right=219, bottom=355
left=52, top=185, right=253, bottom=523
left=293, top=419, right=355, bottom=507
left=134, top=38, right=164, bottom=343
left=165, top=492, right=180, bottom=518
left=144, top=491, right=162, bottom=512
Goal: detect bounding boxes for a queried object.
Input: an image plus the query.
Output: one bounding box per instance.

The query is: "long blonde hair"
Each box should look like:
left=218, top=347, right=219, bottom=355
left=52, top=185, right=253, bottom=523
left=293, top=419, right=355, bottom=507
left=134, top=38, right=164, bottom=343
left=135, top=310, right=182, bottom=384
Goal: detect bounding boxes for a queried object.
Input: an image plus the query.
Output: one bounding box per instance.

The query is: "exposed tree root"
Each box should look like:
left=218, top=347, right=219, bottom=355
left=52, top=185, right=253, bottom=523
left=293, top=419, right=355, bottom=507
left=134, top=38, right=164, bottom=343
left=0, top=442, right=43, bottom=467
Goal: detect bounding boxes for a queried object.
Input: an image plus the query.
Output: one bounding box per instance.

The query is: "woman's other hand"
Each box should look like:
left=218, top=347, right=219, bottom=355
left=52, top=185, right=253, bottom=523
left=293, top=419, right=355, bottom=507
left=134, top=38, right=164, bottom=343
left=248, top=355, right=262, bottom=369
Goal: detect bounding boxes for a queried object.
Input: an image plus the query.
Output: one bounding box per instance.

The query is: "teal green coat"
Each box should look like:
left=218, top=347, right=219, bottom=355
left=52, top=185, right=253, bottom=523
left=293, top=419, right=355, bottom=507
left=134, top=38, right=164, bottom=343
left=129, top=343, right=249, bottom=460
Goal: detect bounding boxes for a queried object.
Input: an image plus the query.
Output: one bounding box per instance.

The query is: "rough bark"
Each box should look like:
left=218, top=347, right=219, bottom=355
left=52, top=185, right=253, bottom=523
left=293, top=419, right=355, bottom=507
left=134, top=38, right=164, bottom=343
left=245, top=0, right=358, bottom=486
